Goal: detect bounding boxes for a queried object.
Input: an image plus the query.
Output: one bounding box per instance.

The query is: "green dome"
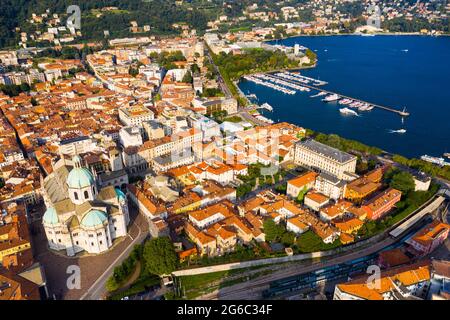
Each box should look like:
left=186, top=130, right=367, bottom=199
left=115, top=188, right=126, bottom=201
left=81, top=210, right=108, bottom=227
left=67, top=167, right=95, bottom=189
left=43, top=207, right=58, bottom=225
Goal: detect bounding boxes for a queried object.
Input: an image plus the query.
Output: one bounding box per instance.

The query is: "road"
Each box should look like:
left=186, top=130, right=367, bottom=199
left=204, top=48, right=232, bottom=98
left=80, top=221, right=147, bottom=300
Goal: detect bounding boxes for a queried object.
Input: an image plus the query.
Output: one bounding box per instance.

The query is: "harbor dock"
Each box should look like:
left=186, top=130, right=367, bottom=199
left=242, top=71, right=410, bottom=117
left=269, top=72, right=410, bottom=117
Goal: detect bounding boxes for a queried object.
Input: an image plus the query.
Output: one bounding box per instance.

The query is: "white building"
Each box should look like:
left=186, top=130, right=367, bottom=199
left=119, top=126, right=143, bottom=148
left=412, top=172, right=431, bottom=191
left=286, top=216, right=309, bottom=235
left=294, top=139, right=357, bottom=180
left=314, top=172, right=347, bottom=201
left=58, top=136, right=96, bottom=157
left=42, top=156, right=130, bottom=256
left=304, top=192, right=330, bottom=212
left=189, top=208, right=225, bottom=230
left=188, top=113, right=221, bottom=142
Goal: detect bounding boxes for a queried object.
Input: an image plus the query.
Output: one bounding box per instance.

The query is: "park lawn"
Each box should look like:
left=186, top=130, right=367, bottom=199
left=109, top=263, right=160, bottom=300
left=223, top=116, right=243, bottom=123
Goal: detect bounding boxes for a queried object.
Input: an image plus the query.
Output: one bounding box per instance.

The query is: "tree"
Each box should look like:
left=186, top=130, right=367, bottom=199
left=182, top=71, right=193, bottom=84
left=129, top=66, right=139, bottom=77
left=296, top=186, right=308, bottom=204
left=143, top=237, right=178, bottom=276
left=281, top=232, right=295, bottom=246
left=190, top=63, right=200, bottom=74
left=106, top=276, right=120, bottom=292
left=390, top=171, right=415, bottom=194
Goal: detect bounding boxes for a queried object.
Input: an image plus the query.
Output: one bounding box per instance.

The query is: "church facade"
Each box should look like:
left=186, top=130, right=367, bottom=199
left=42, top=156, right=130, bottom=256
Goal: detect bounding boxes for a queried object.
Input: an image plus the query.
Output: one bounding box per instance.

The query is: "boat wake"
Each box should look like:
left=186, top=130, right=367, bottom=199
left=389, top=129, right=407, bottom=134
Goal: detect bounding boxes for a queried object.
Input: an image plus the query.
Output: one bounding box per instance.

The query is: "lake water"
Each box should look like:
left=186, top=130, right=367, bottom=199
left=238, top=35, right=450, bottom=158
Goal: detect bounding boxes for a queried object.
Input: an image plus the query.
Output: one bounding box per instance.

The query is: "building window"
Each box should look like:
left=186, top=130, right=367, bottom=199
left=100, top=241, right=103, bottom=245
left=74, top=192, right=79, bottom=200
left=91, top=242, right=94, bottom=246
left=84, top=190, right=89, bottom=199
left=76, top=241, right=79, bottom=245
left=58, top=239, right=61, bottom=243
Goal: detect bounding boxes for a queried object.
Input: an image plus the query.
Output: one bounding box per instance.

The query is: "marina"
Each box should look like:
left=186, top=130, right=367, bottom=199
left=242, top=75, right=296, bottom=95
left=275, top=71, right=328, bottom=86
left=243, top=70, right=409, bottom=117
left=259, top=71, right=410, bottom=117
left=252, top=73, right=311, bottom=92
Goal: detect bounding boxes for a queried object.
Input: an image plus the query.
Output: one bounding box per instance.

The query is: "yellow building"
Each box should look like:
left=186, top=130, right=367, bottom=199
left=171, top=192, right=202, bottom=214
left=344, top=168, right=383, bottom=203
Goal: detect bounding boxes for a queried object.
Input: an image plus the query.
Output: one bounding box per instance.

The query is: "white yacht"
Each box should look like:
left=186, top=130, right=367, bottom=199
left=339, top=108, right=358, bottom=116
left=322, top=94, right=340, bottom=102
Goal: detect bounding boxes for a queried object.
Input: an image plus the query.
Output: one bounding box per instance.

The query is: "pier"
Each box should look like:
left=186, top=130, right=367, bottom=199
left=266, top=72, right=410, bottom=117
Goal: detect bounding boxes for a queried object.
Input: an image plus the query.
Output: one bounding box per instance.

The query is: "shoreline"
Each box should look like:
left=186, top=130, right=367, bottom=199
left=265, top=32, right=449, bottom=43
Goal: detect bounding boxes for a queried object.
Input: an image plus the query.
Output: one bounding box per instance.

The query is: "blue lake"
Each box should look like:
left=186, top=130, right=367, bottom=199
left=238, top=35, right=450, bottom=158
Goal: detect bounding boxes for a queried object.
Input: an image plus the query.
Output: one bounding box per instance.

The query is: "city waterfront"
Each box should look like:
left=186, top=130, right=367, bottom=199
left=238, top=35, right=450, bottom=158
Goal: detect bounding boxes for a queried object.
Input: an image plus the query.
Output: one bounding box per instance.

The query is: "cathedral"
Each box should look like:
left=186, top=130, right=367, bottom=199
left=42, top=155, right=129, bottom=256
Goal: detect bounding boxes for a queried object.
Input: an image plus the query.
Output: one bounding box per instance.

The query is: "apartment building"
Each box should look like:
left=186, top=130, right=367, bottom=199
left=118, top=105, right=155, bottom=127
left=362, top=188, right=402, bottom=220
left=406, top=220, right=450, bottom=256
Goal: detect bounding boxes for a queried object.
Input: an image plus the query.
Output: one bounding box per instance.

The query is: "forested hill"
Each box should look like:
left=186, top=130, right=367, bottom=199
left=0, top=0, right=221, bottom=48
